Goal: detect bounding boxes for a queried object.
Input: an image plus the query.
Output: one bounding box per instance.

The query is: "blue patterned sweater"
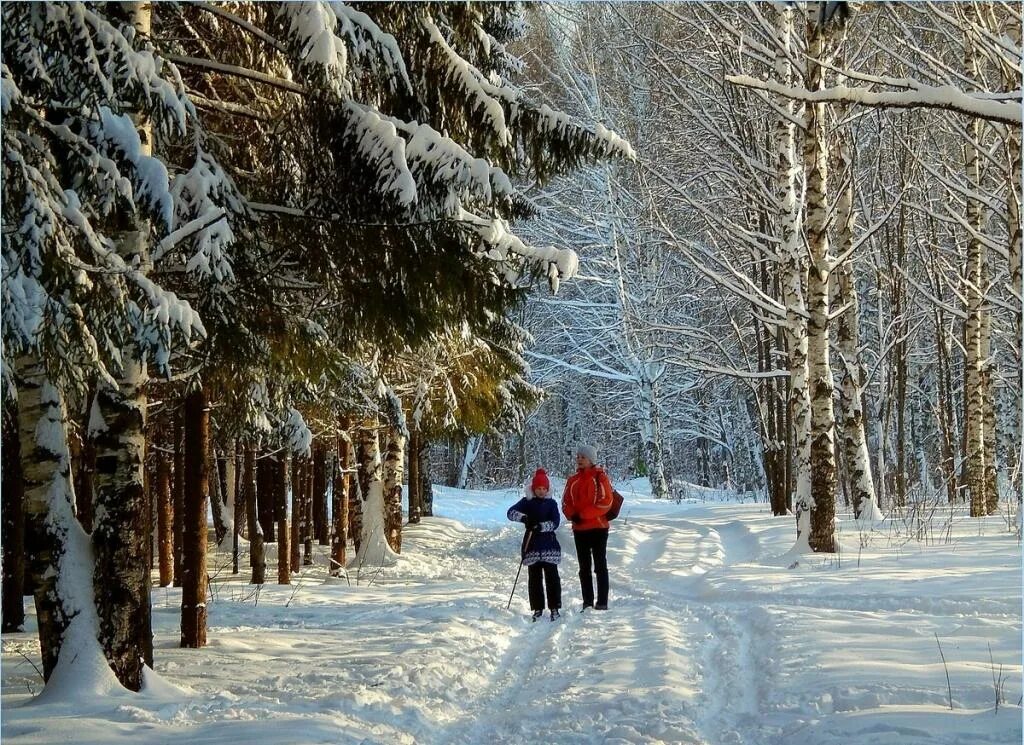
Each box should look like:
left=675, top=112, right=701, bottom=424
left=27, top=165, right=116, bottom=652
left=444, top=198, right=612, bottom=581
left=507, top=495, right=561, bottom=565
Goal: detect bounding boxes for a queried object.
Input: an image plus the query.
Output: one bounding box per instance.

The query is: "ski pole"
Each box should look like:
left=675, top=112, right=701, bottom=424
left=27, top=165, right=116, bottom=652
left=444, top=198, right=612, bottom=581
left=506, top=529, right=534, bottom=610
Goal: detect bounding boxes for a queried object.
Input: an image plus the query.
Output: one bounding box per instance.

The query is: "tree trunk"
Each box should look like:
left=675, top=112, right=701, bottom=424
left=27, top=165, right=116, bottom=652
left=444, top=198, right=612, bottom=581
left=231, top=444, right=242, bottom=575
left=313, top=441, right=329, bottom=546
left=419, top=440, right=434, bottom=517
left=456, top=435, right=482, bottom=489
left=256, top=454, right=275, bottom=543
left=303, top=457, right=314, bottom=565
left=832, top=116, right=878, bottom=521
left=775, top=3, right=811, bottom=529
left=173, top=415, right=184, bottom=586
left=91, top=368, right=152, bottom=688
left=331, top=428, right=351, bottom=574
left=981, top=299, right=999, bottom=514
left=637, top=375, right=670, bottom=499
left=76, top=385, right=97, bottom=533
left=18, top=359, right=106, bottom=684
left=1005, top=96, right=1023, bottom=495
left=407, top=426, right=421, bottom=525
left=836, top=262, right=878, bottom=519
left=349, top=448, right=363, bottom=554
left=86, top=1, right=158, bottom=688
left=217, top=447, right=232, bottom=535
left=180, top=387, right=209, bottom=648
left=382, top=425, right=406, bottom=553
left=290, top=455, right=302, bottom=573
left=245, top=445, right=265, bottom=584
left=802, top=4, right=837, bottom=552
left=354, top=421, right=395, bottom=568
left=208, top=441, right=227, bottom=547
left=2, top=402, right=25, bottom=633
left=964, top=46, right=988, bottom=517
left=156, top=446, right=174, bottom=588
left=275, top=454, right=290, bottom=585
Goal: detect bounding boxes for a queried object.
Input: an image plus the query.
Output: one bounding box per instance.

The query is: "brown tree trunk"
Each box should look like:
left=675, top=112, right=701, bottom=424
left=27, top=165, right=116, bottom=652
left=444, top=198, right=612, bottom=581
left=156, top=446, right=174, bottom=588
left=256, top=454, right=276, bottom=543
left=231, top=444, right=242, bottom=574
left=181, top=387, right=209, bottom=648
left=275, top=454, right=290, bottom=585
left=303, top=457, right=314, bottom=565
left=408, top=426, right=422, bottom=524
left=245, top=445, right=265, bottom=584
left=331, top=428, right=351, bottom=574
left=419, top=440, right=434, bottom=517
left=173, top=414, right=184, bottom=586
left=2, top=403, right=25, bottom=633
left=313, top=442, right=328, bottom=546
left=290, top=454, right=302, bottom=573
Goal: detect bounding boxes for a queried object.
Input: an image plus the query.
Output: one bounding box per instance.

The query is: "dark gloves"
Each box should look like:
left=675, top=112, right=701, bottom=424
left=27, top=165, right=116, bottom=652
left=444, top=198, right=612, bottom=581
left=569, top=515, right=581, bottom=525
left=524, top=519, right=540, bottom=532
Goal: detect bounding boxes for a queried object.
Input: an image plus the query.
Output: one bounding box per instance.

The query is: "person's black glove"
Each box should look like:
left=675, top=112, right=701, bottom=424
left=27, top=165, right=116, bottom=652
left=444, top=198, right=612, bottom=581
left=524, top=519, right=540, bottom=532
left=569, top=515, right=582, bottom=525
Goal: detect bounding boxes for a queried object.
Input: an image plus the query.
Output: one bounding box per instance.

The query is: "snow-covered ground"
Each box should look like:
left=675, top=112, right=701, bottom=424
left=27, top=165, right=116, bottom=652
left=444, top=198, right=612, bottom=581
left=3, top=480, right=1021, bottom=744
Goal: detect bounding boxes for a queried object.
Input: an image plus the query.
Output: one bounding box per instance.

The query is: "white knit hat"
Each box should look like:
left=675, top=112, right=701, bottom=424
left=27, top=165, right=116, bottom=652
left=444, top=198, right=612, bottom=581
left=577, top=445, right=598, bottom=464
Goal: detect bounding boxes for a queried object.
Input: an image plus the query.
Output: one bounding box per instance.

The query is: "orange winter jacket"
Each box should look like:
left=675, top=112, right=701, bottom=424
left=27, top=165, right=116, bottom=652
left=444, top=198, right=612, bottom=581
left=562, top=466, right=614, bottom=532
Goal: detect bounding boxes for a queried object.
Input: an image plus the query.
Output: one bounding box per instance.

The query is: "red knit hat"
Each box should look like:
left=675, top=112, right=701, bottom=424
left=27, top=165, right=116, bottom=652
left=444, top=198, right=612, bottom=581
left=530, top=468, right=550, bottom=493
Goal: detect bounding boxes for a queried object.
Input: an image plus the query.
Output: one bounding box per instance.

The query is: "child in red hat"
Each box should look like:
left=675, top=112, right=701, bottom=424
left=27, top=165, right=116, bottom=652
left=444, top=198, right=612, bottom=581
left=507, top=468, right=562, bottom=620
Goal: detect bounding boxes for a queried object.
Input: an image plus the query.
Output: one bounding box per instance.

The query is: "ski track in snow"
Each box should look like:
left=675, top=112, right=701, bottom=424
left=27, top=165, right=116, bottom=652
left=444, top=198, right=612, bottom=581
left=2, top=486, right=1021, bottom=745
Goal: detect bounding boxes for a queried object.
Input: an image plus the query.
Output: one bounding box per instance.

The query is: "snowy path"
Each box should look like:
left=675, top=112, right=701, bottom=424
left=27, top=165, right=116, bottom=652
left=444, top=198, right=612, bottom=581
left=2, top=485, right=1021, bottom=745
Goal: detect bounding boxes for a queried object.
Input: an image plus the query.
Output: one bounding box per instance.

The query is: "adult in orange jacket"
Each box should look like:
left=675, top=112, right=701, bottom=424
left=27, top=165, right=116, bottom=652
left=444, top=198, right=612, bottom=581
left=562, top=445, right=614, bottom=610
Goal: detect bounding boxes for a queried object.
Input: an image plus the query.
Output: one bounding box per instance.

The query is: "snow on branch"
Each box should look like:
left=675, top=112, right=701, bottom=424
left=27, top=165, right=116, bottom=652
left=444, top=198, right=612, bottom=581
left=422, top=15, right=511, bottom=147
left=167, top=148, right=245, bottom=282
left=88, top=107, right=174, bottom=230
left=277, top=2, right=412, bottom=99
left=341, top=103, right=417, bottom=206
left=725, top=74, right=1023, bottom=125
left=456, top=208, right=579, bottom=290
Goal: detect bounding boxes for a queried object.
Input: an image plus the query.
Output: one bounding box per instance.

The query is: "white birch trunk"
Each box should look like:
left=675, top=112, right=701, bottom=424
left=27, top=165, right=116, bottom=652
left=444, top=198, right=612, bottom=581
left=352, top=425, right=397, bottom=569
left=636, top=373, right=670, bottom=498
left=803, top=4, right=838, bottom=552
left=964, top=34, right=988, bottom=518
left=382, top=425, right=406, bottom=553
left=1004, top=21, right=1023, bottom=495
left=87, top=0, right=155, bottom=689
left=831, top=51, right=880, bottom=523
left=456, top=435, right=482, bottom=490
left=17, top=358, right=122, bottom=696
left=836, top=264, right=882, bottom=522
left=775, top=4, right=811, bottom=537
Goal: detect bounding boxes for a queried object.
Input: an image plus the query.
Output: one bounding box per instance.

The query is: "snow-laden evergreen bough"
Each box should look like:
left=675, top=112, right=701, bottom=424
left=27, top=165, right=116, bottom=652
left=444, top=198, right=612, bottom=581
left=2, top=0, right=633, bottom=696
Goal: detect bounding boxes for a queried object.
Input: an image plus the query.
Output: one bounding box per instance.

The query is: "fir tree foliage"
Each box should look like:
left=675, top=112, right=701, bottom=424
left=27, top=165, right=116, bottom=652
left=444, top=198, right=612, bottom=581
left=1, top=3, right=219, bottom=392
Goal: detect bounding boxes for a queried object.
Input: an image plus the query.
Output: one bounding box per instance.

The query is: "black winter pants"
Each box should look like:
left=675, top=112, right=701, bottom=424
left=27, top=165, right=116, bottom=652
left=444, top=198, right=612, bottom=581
left=573, top=528, right=609, bottom=607
left=527, top=562, right=561, bottom=611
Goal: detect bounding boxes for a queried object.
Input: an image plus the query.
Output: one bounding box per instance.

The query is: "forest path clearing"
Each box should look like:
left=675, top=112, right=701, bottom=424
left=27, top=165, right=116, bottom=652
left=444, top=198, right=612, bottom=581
left=2, top=484, right=1020, bottom=745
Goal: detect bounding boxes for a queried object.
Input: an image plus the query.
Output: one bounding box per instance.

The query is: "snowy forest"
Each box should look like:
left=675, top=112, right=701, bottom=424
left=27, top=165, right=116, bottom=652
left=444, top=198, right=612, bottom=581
left=1, top=2, right=1021, bottom=745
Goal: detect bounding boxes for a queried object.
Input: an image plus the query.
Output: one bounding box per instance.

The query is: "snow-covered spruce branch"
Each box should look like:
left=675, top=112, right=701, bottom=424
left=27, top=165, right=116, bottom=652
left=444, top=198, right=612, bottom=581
left=164, top=54, right=307, bottom=95
left=193, top=2, right=289, bottom=53
left=246, top=202, right=458, bottom=227
left=725, top=74, right=1023, bottom=125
